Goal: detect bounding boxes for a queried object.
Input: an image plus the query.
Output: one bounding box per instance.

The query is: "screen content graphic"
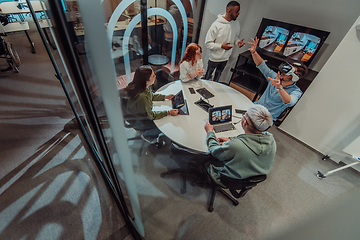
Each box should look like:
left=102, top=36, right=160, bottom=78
left=255, top=18, right=330, bottom=66
left=259, top=26, right=289, bottom=53
left=283, top=32, right=321, bottom=62
left=212, top=109, right=231, bottom=122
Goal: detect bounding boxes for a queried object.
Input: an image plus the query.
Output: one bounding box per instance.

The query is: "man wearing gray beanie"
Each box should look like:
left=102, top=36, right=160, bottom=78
left=204, top=104, right=276, bottom=187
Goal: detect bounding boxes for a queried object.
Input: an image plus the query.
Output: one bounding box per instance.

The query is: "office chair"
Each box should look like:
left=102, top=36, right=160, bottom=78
left=0, top=35, right=21, bottom=72
left=192, top=171, right=267, bottom=212
left=153, top=69, right=175, bottom=91
left=161, top=143, right=211, bottom=194
left=274, top=106, right=293, bottom=126
left=120, top=96, right=164, bottom=156
left=162, top=62, right=180, bottom=80
left=120, top=96, right=145, bottom=156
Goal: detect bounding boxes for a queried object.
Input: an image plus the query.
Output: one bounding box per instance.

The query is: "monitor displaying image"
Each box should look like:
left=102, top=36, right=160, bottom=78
left=283, top=32, right=321, bottom=62
left=255, top=18, right=330, bottom=66
left=259, top=26, right=289, bottom=53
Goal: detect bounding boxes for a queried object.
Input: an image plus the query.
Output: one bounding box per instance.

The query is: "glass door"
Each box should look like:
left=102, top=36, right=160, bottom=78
left=27, top=0, right=205, bottom=238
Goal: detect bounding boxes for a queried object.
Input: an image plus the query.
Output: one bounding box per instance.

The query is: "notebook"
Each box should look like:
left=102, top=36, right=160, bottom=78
left=194, top=98, right=214, bottom=112
left=196, top=87, right=215, bottom=99
left=171, top=90, right=189, bottom=115
left=208, top=105, right=236, bottom=133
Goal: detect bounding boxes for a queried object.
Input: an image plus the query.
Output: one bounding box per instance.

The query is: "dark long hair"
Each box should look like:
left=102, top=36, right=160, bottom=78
left=125, top=65, right=153, bottom=99
left=294, top=63, right=308, bottom=77
left=180, top=43, right=202, bottom=66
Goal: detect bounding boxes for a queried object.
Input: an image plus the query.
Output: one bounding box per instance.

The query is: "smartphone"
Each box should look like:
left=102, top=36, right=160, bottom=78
left=235, top=109, right=246, bottom=114
left=189, top=87, right=196, bottom=94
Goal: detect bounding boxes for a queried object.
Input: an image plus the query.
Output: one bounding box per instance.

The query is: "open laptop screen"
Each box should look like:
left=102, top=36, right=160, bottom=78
left=171, top=90, right=185, bottom=109
left=209, top=105, right=232, bottom=125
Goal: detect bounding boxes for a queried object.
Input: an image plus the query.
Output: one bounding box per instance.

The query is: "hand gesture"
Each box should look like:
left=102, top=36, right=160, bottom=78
left=237, top=38, right=246, bottom=48
left=197, top=68, right=205, bottom=76
left=216, top=137, right=230, bottom=145
left=268, top=72, right=282, bottom=89
left=247, top=37, right=259, bottom=53
left=204, top=121, right=214, bottom=133
left=168, top=109, right=179, bottom=116
left=165, top=94, right=175, bottom=100
left=221, top=43, right=233, bottom=50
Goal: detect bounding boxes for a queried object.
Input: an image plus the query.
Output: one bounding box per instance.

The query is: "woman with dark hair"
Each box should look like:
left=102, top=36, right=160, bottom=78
left=179, top=43, right=205, bottom=82
left=125, top=65, right=179, bottom=143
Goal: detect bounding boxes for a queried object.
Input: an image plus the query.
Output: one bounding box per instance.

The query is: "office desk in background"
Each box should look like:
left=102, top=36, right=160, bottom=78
left=0, top=0, right=49, bottom=53
left=153, top=80, right=254, bottom=153
left=76, top=21, right=165, bottom=60
left=0, top=1, right=45, bottom=15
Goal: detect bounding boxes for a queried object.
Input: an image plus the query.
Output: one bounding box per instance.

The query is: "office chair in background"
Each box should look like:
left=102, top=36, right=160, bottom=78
left=192, top=171, right=267, bottom=212
left=0, top=35, right=21, bottom=72
left=161, top=143, right=211, bottom=194
left=153, top=68, right=175, bottom=91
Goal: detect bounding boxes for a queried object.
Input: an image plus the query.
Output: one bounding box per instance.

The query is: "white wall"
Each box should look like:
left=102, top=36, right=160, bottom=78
left=280, top=15, right=360, bottom=163
left=198, top=0, right=252, bottom=83
left=199, top=0, right=360, bottom=83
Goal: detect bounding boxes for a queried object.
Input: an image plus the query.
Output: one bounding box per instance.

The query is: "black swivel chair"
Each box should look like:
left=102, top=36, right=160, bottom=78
left=193, top=171, right=267, bottom=212
left=274, top=106, right=293, bottom=126
left=120, top=96, right=146, bottom=156
left=161, top=143, right=211, bottom=194
left=153, top=69, right=175, bottom=91
left=119, top=96, right=164, bottom=156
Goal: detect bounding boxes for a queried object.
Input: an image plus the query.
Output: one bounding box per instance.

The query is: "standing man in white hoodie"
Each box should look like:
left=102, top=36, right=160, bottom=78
left=204, top=1, right=246, bottom=82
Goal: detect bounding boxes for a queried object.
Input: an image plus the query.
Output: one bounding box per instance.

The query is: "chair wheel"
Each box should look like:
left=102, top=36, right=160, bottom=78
left=208, top=206, right=214, bottom=212
left=233, top=201, right=239, bottom=206
left=180, top=189, right=186, bottom=194
left=160, top=173, right=165, bottom=178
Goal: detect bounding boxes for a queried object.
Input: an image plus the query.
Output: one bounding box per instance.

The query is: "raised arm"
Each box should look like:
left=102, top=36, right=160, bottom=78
left=247, top=37, right=263, bottom=66
left=268, top=72, right=291, bottom=104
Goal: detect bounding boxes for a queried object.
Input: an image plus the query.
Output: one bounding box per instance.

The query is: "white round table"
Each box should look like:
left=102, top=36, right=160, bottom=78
left=153, top=80, right=254, bottom=153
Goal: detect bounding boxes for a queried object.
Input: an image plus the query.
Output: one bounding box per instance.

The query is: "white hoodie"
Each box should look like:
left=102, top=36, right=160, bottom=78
left=205, top=13, right=241, bottom=62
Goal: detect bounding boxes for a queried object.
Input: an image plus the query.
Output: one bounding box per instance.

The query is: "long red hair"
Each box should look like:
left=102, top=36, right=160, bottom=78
left=180, top=43, right=202, bottom=66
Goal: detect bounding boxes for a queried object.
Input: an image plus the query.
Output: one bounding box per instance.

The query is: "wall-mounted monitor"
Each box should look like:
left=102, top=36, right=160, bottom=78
left=255, top=18, right=330, bottom=67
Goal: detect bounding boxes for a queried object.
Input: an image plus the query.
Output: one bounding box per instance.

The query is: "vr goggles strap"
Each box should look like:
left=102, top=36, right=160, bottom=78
left=278, top=62, right=299, bottom=82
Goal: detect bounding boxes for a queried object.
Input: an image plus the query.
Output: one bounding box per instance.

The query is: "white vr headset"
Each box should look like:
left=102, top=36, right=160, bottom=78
left=278, top=62, right=301, bottom=82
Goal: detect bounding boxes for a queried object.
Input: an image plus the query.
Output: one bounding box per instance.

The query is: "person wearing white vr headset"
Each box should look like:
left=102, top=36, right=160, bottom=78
left=247, top=37, right=308, bottom=121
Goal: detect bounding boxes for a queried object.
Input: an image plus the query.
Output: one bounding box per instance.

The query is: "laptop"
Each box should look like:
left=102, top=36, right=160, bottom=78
left=171, top=90, right=189, bottom=115
left=208, top=105, right=236, bottom=133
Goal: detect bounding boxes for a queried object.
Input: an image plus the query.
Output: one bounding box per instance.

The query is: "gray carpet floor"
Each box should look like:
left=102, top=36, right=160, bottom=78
left=1, top=29, right=360, bottom=240
left=0, top=30, right=128, bottom=240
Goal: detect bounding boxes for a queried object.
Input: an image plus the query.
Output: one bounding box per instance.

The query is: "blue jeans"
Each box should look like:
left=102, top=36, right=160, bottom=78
left=204, top=60, right=228, bottom=82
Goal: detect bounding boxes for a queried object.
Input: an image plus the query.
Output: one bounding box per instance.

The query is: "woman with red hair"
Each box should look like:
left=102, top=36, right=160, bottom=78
left=179, top=43, right=205, bottom=82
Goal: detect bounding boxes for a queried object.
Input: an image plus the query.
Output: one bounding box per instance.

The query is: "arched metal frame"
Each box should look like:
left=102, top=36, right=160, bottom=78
left=106, top=0, right=198, bottom=82
left=122, top=8, right=177, bottom=81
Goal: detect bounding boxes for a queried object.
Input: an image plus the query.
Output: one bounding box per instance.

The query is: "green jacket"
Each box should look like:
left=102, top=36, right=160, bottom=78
left=206, top=131, right=276, bottom=187
left=126, top=87, right=168, bottom=120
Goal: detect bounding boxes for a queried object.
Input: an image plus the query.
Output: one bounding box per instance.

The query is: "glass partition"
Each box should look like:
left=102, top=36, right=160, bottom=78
left=27, top=0, right=205, bottom=238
